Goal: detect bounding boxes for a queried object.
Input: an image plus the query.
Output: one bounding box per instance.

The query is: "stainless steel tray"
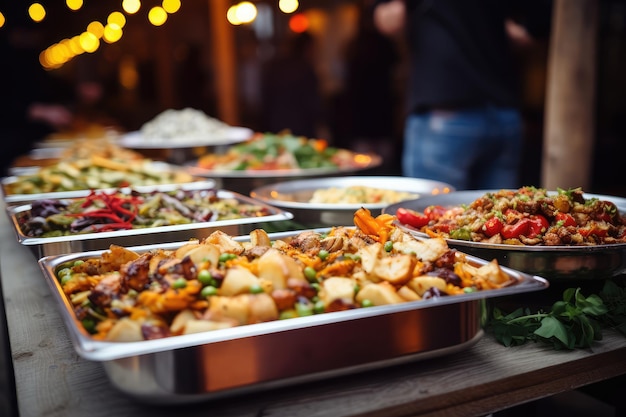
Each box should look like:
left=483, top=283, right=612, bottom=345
left=250, top=176, right=454, bottom=227
left=384, top=190, right=626, bottom=280
left=7, top=183, right=293, bottom=258
left=2, top=161, right=199, bottom=204
left=37, top=231, right=548, bottom=404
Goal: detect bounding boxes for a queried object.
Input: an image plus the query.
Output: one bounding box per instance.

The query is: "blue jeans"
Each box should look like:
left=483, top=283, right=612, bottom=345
left=402, top=106, right=523, bottom=190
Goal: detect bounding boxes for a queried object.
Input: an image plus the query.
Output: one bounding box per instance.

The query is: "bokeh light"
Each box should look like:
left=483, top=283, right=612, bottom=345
left=163, top=0, right=181, bottom=14
left=279, top=0, right=299, bottom=14
left=148, top=7, right=168, bottom=26
left=103, top=25, right=123, bottom=43
left=108, top=11, right=127, bottom=29
left=28, top=3, right=46, bottom=22
left=66, top=0, right=83, bottom=11
left=87, top=21, right=105, bottom=39
left=289, top=13, right=309, bottom=33
left=122, top=0, right=141, bottom=15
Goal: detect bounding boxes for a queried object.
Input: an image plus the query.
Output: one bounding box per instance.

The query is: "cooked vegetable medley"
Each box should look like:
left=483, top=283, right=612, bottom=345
left=309, top=186, right=418, bottom=205
left=18, top=188, right=272, bottom=237
left=5, top=156, right=193, bottom=195
left=395, top=187, right=626, bottom=246
left=197, top=131, right=363, bottom=171
left=56, top=208, right=516, bottom=342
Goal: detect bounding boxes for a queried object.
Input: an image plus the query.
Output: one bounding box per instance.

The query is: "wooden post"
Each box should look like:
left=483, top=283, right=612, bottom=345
left=541, top=0, right=598, bottom=190
left=208, top=0, right=240, bottom=125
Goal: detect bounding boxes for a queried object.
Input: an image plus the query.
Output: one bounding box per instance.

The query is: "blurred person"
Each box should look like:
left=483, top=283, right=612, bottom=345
left=334, top=0, right=401, bottom=170
left=373, top=0, right=551, bottom=190
left=260, top=31, right=326, bottom=138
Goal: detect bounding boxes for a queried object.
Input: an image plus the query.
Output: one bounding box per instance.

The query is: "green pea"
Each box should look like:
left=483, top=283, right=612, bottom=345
left=249, top=283, right=264, bottom=294
left=201, top=286, right=217, bottom=298
left=354, top=283, right=361, bottom=294
left=303, top=266, right=317, bottom=282
left=463, top=287, right=476, bottom=293
left=313, top=300, right=325, bottom=314
left=61, top=274, right=73, bottom=285
left=197, top=269, right=212, bottom=286
left=73, top=260, right=84, bottom=266
left=384, top=241, right=393, bottom=252
left=58, top=267, right=72, bottom=278
left=172, top=278, right=187, bottom=289
left=310, top=282, right=321, bottom=292
left=295, top=301, right=314, bottom=317
left=219, top=253, right=237, bottom=263
left=361, top=299, right=374, bottom=308
left=279, top=309, right=298, bottom=320
left=318, top=250, right=329, bottom=261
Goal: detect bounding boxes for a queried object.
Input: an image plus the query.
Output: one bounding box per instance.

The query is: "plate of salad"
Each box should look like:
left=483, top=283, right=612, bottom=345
left=185, top=131, right=382, bottom=178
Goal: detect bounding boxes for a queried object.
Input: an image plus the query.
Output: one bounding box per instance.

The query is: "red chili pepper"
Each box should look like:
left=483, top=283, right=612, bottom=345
left=528, top=214, right=549, bottom=238
left=396, top=207, right=430, bottom=228
left=501, top=219, right=531, bottom=239
left=555, top=212, right=576, bottom=227
left=482, top=217, right=503, bottom=237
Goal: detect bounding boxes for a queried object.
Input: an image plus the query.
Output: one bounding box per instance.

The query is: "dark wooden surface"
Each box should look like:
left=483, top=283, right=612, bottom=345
left=1, top=203, right=625, bottom=417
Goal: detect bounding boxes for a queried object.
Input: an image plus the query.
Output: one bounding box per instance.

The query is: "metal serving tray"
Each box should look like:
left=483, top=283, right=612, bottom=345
left=7, top=183, right=293, bottom=258
left=1, top=161, right=199, bottom=205
left=250, top=176, right=454, bottom=227
left=37, top=232, right=548, bottom=404
left=384, top=190, right=626, bottom=281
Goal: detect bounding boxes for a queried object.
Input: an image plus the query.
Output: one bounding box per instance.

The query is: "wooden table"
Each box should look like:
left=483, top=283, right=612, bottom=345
left=1, top=204, right=625, bottom=417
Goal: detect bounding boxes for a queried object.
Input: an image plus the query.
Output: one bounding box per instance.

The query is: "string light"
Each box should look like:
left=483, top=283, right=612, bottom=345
left=28, top=3, right=46, bottom=22
left=66, top=0, right=83, bottom=12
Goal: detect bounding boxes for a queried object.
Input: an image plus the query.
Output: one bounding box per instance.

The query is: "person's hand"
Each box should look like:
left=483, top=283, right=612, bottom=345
left=373, top=0, right=406, bottom=37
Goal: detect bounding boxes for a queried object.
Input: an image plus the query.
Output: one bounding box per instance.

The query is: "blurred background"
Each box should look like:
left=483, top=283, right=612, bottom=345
left=0, top=0, right=625, bottom=193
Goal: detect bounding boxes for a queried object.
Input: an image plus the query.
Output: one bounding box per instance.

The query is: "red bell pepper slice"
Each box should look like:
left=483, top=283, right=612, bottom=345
left=528, top=214, right=549, bottom=238
left=501, top=219, right=531, bottom=239
left=482, top=217, right=503, bottom=237
left=555, top=212, right=576, bottom=227
left=395, top=207, right=430, bottom=228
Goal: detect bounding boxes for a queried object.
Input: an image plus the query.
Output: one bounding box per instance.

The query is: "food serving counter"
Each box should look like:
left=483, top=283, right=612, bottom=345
left=1, top=201, right=625, bottom=417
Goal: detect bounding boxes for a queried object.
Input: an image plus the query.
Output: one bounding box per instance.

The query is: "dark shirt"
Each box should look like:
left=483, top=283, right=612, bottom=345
left=376, top=0, right=551, bottom=113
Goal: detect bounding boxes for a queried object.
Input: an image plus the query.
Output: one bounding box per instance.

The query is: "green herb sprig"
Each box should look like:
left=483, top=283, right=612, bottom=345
left=489, top=280, right=626, bottom=350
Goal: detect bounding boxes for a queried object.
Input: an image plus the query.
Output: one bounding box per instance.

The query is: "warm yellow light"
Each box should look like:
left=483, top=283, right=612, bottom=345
left=108, top=11, right=126, bottom=29
left=148, top=7, right=168, bottom=26
left=119, top=56, right=139, bottom=90
left=66, top=0, right=83, bottom=11
left=227, top=5, right=242, bottom=25
left=162, top=0, right=181, bottom=14
left=0, top=12, right=5, bottom=28
left=55, top=43, right=72, bottom=63
left=79, top=31, right=100, bottom=53
left=28, top=3, right=46, bottom=22
left=279, top=0, right=299, bottom=14
left=235, top=2, right=257, bottom=24
left=103, top=25, right=123, bottom=43
left=69, top=36, right=84, bottom=54
left=87, top=21, right=105, bottom=39
left=122, top=0, right=141, bottom=15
